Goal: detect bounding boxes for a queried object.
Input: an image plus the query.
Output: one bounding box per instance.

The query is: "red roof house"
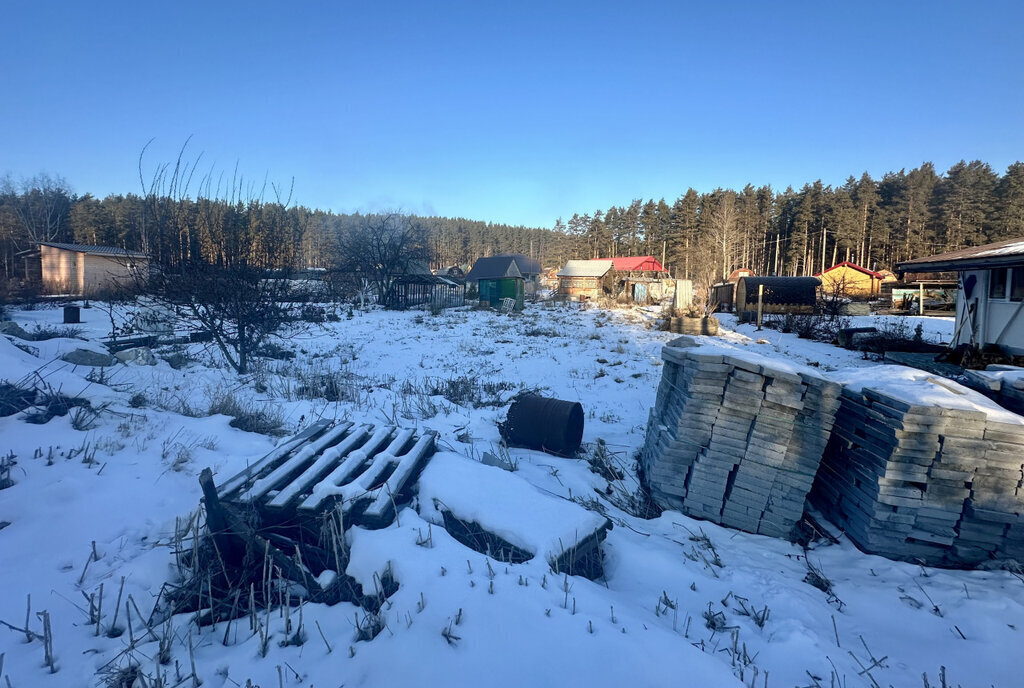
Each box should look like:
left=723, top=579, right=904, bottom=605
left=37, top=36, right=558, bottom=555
left=610, top=256, right=665, bottom=272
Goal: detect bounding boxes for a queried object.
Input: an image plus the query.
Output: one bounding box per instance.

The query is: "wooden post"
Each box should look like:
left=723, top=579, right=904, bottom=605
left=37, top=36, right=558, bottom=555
left=756, top=284, right=764, bottom=331
left=199, top=468, right=237, bottom=561
left=919, top=282, right=925, bottom=316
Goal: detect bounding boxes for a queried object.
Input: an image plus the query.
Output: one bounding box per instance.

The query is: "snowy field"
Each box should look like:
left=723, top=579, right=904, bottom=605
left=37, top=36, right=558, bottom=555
left=0, top=301, right=1019, bottom=688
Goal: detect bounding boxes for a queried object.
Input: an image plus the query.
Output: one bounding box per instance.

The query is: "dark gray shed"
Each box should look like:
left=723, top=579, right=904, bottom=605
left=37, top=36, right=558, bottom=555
left=465, top=256, right=525, bottom=310
left=736, top=276, right=820, bottom=313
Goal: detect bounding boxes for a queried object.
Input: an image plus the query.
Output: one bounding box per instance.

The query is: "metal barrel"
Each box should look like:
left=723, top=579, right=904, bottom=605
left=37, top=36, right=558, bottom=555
left=501, top=395, right=584, bottom=457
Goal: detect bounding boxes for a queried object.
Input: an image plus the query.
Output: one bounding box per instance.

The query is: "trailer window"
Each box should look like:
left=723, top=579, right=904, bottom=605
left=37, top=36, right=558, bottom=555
left=989, top=268, right=1007, bottom=299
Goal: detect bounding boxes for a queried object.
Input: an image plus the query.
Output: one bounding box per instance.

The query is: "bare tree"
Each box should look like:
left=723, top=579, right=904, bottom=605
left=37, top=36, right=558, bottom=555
left=335, top=212, right=430, bottom=307
left=705, top=190, right=738, bottom=281
left=135, top=143, right=308, bottom=374
left=146, top=262, right=301, bottom=374
left=1, top=173, right=73, bottom=248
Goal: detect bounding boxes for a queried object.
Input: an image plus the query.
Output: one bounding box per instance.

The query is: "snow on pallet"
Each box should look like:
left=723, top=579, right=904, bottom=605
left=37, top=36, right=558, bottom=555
left=417, top=453, right=613, bottom=579
left=219, top=419, right=437, bottom=529
left=640, top=336, right=842, bottom=539
left=171, top=420, right=435, bottom=616
left=811, top=367, right=1024, bottom=567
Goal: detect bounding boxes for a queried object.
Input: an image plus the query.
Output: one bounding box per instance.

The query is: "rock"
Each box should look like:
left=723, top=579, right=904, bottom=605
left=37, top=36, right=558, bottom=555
left=839, top=302, right=872, bottom=316
left=115, top=347, right=157, bottom=366
left=61, top=348, right=117, bottom=367
left=0, top=321, right=31, bottom=340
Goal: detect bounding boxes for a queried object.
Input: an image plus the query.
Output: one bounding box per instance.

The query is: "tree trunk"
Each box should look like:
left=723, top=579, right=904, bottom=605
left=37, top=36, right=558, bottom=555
left=820, top=221, right=827, bottom=273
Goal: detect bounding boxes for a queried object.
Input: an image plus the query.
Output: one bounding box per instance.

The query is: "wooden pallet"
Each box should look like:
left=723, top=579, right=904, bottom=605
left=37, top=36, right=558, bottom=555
left=219, top=420, right=437, bottom=529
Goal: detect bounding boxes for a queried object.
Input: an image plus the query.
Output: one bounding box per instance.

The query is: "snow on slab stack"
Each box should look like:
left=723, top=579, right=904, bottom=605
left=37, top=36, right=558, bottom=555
left=640, top=336, right=842, bottom=539
left=962, top=365, right=1024, bottom=416
left=810, top=367, right=1024, bottom=567
left=417, top=453, right=613, bottom=579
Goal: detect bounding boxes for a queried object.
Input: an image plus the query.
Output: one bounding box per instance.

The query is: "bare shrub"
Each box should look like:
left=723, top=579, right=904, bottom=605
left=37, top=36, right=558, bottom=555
left=1, top=451, right=16, bottom=489
left=208, top=393, right=286, bottom=435
left=27, top=324, right=84, bottom=341
left=762, top=313, right=849, bottom=342
left=160, top=429, right=220, bottom=470
left=424, top=375, right=516, bottom=408
left=23, top=388, right=91, bottom=424
left=524, top=326, right=562, bottom=338
left=0, top=381, right=36, bottom=417
left=160, top=349, right=197, bottom=370
left=70, top=403, right=109, bottom=431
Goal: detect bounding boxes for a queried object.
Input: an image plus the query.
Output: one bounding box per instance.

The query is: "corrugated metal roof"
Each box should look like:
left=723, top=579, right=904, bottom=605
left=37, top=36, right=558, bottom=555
left=557, top=259, right=613, bottom=277
left=610, top=256, right=664, bottom=272
left=38, top=241, right=148, bottom=259
left=465, top=256, right=523, bottom=282
left=814, top=261, right=883, bottom=279
left=897, top=237, right=1024, bottom=272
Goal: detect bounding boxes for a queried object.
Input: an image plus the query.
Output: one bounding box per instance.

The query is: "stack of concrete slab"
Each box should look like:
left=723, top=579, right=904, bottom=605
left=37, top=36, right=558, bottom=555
left=962, top=365, right=1024, bottom=416
left=641, top=336, right=842, bottom=539
left=810, top=367, right=1024, bottom=567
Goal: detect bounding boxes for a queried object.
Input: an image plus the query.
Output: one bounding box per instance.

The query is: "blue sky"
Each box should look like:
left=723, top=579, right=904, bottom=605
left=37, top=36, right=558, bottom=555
left=2, top=1, right=1022, bottom=228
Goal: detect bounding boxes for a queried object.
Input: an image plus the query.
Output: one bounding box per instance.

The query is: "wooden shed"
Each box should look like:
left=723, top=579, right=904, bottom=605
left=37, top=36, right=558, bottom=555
left=36, top=241, right=148, bottom=296
left=711, top=282, right=736, bottom=311
left=556, top=260, right=613, bottom=300
left=610, top=256, right=668, bottom=303
left=466, top=256, right=526, bottom=310
left=735, top=276, right=820, bottom=314
left=814, top=261, right=884, bottom=297
left=711, top=268, right=756, bottom=311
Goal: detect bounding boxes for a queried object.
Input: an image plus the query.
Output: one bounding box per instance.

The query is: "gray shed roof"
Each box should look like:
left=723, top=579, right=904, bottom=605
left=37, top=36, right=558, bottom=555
left=465, top=256, right=523, bottom=282
left=896, top=237, right=1024, bottom=272
left=495, top=253, right=542, bottom=276
left=38, top=241, right=149, bottom=259
left=557, top=259, right=613, bottom=278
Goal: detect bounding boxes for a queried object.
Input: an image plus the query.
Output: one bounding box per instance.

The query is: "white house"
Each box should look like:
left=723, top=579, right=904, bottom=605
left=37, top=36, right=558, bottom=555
left=897, top=237, right=1024, bottom=355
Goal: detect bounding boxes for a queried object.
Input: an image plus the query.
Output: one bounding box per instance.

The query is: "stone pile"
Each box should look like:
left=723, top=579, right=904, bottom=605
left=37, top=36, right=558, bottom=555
left=641, top=337, right=842, bottom=539
left=811, top=372, right=1024, bottom=566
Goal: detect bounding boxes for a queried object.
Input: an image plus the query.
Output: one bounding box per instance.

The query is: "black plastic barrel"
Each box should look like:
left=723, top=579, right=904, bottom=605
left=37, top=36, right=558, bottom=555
left=63, top=306, right=81, bottom=324
left=500, top=395, right=584, bottom=457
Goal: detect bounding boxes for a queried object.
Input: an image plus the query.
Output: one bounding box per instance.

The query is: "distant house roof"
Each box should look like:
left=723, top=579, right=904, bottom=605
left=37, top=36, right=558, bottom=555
left=610, top=256, right=665, bottom=272
left=814, top=261, right=882, bottom=279
left=728, top=268, right=755, bottom=283
left=896, top=238, right=1024, bottom=272
left=38, top=241, right=148, bottom=259
left=494, top=253, right=542, bottom=276
left=401, top=260, right=434, bottom=276
left=557, top=259, right=613, bottom=278
left=465, top=256, right=523, bottom=282
left=438, top=265, right=465, bottom=279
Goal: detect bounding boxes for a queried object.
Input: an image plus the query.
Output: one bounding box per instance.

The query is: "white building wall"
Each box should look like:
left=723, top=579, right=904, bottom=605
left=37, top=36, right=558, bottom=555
left=955, top=268, right=1024, bottom=354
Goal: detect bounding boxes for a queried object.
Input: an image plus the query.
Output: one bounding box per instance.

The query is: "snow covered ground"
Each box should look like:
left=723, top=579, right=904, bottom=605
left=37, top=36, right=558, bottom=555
left=0, top=301, right=1019, bottom=688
